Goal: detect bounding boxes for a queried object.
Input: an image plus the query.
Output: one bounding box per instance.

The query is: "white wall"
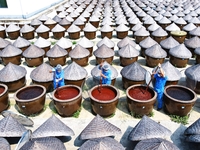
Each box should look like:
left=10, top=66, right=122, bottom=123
left=0, top=0, right=63, bottom=19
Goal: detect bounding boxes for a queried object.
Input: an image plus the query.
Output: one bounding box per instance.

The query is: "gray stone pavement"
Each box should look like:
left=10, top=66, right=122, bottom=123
left=1, top=1, right=200, bottom=149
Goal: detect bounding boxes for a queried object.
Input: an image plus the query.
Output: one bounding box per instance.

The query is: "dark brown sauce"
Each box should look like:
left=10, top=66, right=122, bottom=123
left=128, top=87, right=153, bottom=100
left=55, top=87, right=79, bottom=100
left=17, top=87, right=43, bottom=100
left=167, top=88, right=193, bottom=101
left=0, top=87, right=5, bottom=94
left=91, top=87, right=116, bottom=101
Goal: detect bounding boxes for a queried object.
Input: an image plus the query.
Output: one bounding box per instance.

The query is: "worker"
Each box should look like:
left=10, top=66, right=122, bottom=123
left=152, top=63, right=168, bottom=111
left=99, top=62, right=112, bottom=85
left=49, top=64, right=65, bottom=90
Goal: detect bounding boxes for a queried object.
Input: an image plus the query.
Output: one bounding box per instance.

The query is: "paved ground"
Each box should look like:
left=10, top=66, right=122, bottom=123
left=1, top=1, right=200, bottom=149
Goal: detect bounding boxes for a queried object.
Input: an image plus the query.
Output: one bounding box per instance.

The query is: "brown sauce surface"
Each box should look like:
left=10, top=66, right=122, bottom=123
left=17, top=87, right=43, bottom=100
left=55, top=87, right=79, bottom=100
left=91, top=87, right=116, bottom=101
left=0, top=87, right=5, bottom=95
left=128, top=87, right=153, bottom=100
left=167, top=88, right=193, bottom=101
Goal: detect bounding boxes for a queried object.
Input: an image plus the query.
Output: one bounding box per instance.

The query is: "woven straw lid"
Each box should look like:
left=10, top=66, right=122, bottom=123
left=183, top=23, right=197, bottom=32
left=147, top=22, right=160, bottom=32
left=120, top=62, right=146, bottom=81
left=97, top=37, right=115, bottom=48
left=59, top=17, right=71, bottom=25
left=189, top=27, right=200, bottom=36
left=38, top=14, right=49, bottom=22
left=115, top=24, right=129, bottom=32
left=51, top=24, right=65, bottom=32
left=79, top=114, right=121, bottom=140
left=131, top=24, right=143, bottom=32
left=6, top=23, right=20, bottom=32
left=32, top=115, right=74, bottom=138
left=34, top=37, right=51, bottom=48
left=46, top=44, right=68, bottom=58
left=79, top=137, right=125, bottom=150
left=144, top=17, right=155, bottom=25
left=139, top=36, right=157, bottom=49
left=56, top=37, right=72, bottom=49
left=137, top=10, right=146, bottom=17
left=89, top=15, right=100, bottom=21
left=66, top=15, right=74, bottom=22
left=134, top=138, right=180, bottom=150
left=23, top=45, right=45, bottom=58
left=0, top=138, right=10, bottom=150
left=128, top=115, right=172, bottom=141
left=195, top=47, right=200, bottom=55
left=184, top=118, right=200, bottom=135
left=154, top=14, right=163, bottom=22
left=158, top=61, right=181, bottom=81
left=183, top=14, right=192, bottom=22
left=169, top=44, right=192, bottom=58
left=174, top=17, right=187, bottom=25
left=30, top=18, right=42, bottom=26
left=67, top=24, right=81, bottom=33
left=185, top=64, right=200, bottom=81
left=169, top=15, right=179, bottom=22
left=0, top=63, right=26, bottom=82
left=94, top=44, right=115, bottom=58
left=53, top=15, right=62, bottom=23
left=44, top=18, right=56, bottom=25
left=160, top=36, right=179, bottom=49
left=78, top=37, right=94, bottom=48
left=20, top=137, right=66, bottom=150
left=74, top=18, right=85, bottom=25
left=176, top=11, right=185, bottom=17
left=189, top=17, right=200, bottom=24
left=36, top=24, right=50, bottom=33
left=100, top=23, right=113, bottom=32
left=69, top=44, right=90, bottom=58
left=118, top=44, right=140, bottom=58
left=152, top=27, right=168, bottom=36
left=185, top=135, right=200, bottom=143
left=0, top=38, right=11, bottom=49
left=117, top=37, right=136, bottom=48
left=184, top=36, right=200, bottom=49
left=0, top=25, right=5, bottom=31
left=0, top=44, right=22, bottom=57
left=165, top=23, right=180, bottom=32
left=57, top=12, right=67, bottom=19
left=163, top=11, right=172, bottom=17
left=13, top=37, right=31, bottom=48
left=150, top=10, right=159, bottom=17
left=158, top=17, right=171, bottom=24
left=134, top=27, right=150, bottom=36
left=145, top=44, right=167, bottom=58
left=20, top=24, right=35, bottom=33
left=129, top=17, right=142, bottom=25
left=91, top=61, right=118, bottom=80
left=63, top=61, right=88, bottom=80
left=30, top=63, right=53, bottom=82
left=83, top=23, right=97, bottom=32
left=0, top=115, right=27, bottom=137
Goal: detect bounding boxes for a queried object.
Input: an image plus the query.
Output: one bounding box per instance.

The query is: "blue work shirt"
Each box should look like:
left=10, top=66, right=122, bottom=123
left=53, top=70, right=65, bottom=89
left=154, top=74, right=168, bottom=93
left=102, top=69, right=112, bottom=85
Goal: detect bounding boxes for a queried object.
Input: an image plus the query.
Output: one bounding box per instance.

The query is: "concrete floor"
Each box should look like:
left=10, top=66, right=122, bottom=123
left=1, top=1, right=200, bottom=150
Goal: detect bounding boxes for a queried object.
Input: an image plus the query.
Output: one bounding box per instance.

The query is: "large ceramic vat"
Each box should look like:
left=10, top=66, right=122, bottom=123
left=89, top=85, right=120, bottom=117
left=164, top=85, right=197, bottom=116
left=0, top=84, right=9, bottom=112
left=126, top=85, right=157, bottom=116
left=14, top=85, right=46, bottom=116
left=52, top=85, right=82, bottom=117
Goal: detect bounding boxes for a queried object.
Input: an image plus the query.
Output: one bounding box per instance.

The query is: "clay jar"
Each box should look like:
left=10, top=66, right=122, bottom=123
left=164, top=85, right=197, bottom=116
left=52, top=85, right=82, bottom=117
left=14, top=85, right=46, bottom=116
left=126, top=85, right=157, bottom=116
left=170, top=31, right=187, bottom=44
left=0, top=84, right=9, bottom=112
left=89, top=85, right=120, bottom=117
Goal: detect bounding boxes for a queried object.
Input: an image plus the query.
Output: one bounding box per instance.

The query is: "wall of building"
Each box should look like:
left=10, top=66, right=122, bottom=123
left=0, top=0, right=63, bottom=19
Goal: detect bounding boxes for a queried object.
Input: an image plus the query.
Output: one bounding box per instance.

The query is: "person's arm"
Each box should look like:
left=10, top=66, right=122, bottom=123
left=57, top=71, right=64, bottom=81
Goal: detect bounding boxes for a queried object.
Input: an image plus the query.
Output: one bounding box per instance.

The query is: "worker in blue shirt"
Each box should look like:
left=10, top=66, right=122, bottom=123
left=152, top=63, right=168, bottom=111
left=49, top=64, right=65, bottom=89
left=99, top=62, right=112, bottom=85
